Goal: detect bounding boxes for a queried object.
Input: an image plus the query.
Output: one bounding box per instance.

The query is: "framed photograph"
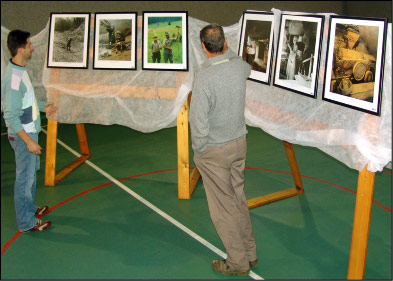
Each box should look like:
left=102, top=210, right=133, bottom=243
left=273, top=14, right=324, bottom=98
left=93, top=13, right=137, bottom=70
left=142, top=11, right=188, bottom=71
left=47, top=13, right=90, bottom=68
left=238, top=11, right=274, bottom=84
left=323, top=16, right=387, bottom=115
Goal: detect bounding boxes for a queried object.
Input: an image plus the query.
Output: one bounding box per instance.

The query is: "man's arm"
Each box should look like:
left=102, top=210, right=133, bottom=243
left=16, top=129, right=42, bottom=154
left=189, top=82, right=210, bottom=157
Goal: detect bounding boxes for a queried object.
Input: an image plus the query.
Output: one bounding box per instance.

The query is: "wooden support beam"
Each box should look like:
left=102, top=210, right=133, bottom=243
left=44, top=121, right=91, bottom=186
left=347, top=165, right=375, bottom=280
left=284, top=141, right=304, bottom=192
left=177, top=95, right=191, bottom=199
left=177, top=93, right=200, bottom=199
left=248, top=187, right=303, bottom=209
left=45, top=119, right=58, bottom=186
left=247, top=141, right=304, bottom=209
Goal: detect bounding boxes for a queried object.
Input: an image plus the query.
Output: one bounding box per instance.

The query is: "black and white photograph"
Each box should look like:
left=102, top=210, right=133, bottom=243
left=238, top=11, right=274, bottom=84
left=142, top=12, right=188, bottom=71
left=323, top=16, right=387, bottom=115
left=273, top=14, right=324, bottom=98
left=93, top=13, right=137, bottom=70
left=47, top=13, right=90, bottom=68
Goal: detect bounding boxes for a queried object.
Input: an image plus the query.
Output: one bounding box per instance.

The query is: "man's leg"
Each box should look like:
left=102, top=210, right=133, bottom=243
left=9, top=133, right=39, bottom=232
left=194, top=138, right=251, bottom=270
left=230, top=138, right=257, bottom=263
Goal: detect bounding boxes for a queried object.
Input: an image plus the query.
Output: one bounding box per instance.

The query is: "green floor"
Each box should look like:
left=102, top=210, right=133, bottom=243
left=1, top=114, right=392, bottom=279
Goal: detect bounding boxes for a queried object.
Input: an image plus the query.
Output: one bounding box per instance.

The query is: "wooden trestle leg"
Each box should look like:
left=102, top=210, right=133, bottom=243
left=177, top=93, right=200, bottom=199
left=347, top=165, right=375, bottom=280
left=247, top=141, right=304, bottom=209
left=45, top=120, right=90, bottom=186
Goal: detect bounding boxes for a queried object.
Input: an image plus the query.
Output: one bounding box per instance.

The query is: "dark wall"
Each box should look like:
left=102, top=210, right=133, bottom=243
left=1, top=1, right=391, bottom=36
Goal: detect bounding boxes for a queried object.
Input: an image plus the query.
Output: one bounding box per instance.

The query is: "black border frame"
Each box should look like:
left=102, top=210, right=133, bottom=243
left=273, top=13, right=324, bottom=99
left=141, top=11, right=189, bottom=71
left=238, top=11, right=275, bottom=85
left=322, top=15, right=387, bottom=116
left=47, top=12, right=91, bottom=69
left=92, top=12, right=138, bottom=70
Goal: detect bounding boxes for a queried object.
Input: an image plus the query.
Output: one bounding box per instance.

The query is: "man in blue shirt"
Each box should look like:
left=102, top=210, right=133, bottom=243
left=2, top=30, right=57, bottom=233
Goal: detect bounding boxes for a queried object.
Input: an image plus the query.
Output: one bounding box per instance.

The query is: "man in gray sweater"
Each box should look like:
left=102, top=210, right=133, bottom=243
left=189, top=24, right=258, bottom=276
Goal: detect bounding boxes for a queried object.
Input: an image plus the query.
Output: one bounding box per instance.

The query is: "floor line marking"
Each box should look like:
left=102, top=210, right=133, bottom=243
left=40, top=128, right=264, bottom=280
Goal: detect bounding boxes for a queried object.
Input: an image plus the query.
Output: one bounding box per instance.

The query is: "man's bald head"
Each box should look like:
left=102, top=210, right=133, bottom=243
left=200, top=23, right=225, bottom=54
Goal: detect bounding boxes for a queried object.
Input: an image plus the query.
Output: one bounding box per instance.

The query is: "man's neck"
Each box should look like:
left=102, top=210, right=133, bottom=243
left=206, top=50, right=224, bottom=58
left=11, top=55, right=26, bottom=67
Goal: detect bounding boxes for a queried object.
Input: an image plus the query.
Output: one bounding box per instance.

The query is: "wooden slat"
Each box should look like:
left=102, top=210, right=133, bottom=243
left=54, top=155, right=90, bottom=184
left=247, top=141, right=304, bottom=209
left=248, top=187, right=302, bottom=209
left=177, top=97, right=190, bottom=199
left=347, top=165, right=376, bottom=280
left=44, top=121, right=91, bottom=186
left=189, top=167, right=201, bottom=196
left=284, top=141, right=304, bottom=192
left=44, top=119, right=58, bottom=186
left=76, top=123, right=90, bottom=156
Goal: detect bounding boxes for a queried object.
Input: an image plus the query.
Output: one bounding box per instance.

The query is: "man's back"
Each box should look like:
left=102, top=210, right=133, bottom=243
left=190, top=49, right=251, bottom=156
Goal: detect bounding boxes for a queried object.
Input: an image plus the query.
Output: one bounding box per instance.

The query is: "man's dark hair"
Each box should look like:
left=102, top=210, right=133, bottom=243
left=7, top=30, right=30, bottom=57
left=200, top=23, right=225, bottom=53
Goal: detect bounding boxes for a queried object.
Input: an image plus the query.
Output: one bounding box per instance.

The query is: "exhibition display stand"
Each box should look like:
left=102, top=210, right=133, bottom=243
left=2, top=11, right=390, bottom=280
left=44, top=88, right=376, bottom=279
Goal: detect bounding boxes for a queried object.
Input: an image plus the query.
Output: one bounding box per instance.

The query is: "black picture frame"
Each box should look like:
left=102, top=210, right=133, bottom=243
left=238, top=11, right=275, bottom=85
left=322, top=15, right=387, bottom=116
left=93, top=12, right=137, bottom=70
left=273, top=14, right=324, bottom=98
left=47, top=13, right=90, bottom=69
left=142, top=11, right=188, bottom=71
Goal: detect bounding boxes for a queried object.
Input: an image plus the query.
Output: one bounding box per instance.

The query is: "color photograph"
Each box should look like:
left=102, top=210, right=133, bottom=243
left=93, top=13, right=137, bottom=70
left=142, top=12, right=188, bottom=71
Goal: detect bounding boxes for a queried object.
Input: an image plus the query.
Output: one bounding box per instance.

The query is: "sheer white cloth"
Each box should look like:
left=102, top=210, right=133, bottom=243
left=1, top=9, right=391, bottom=172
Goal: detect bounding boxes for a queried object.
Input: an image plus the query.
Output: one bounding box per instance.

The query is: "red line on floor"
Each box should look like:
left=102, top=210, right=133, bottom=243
left=1, top=232, right=21, bottom=256
left=2, top=166, right=391, bottom=257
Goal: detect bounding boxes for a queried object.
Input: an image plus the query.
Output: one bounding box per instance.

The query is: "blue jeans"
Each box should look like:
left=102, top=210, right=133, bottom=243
left=8, top=133, right=39, bottom=231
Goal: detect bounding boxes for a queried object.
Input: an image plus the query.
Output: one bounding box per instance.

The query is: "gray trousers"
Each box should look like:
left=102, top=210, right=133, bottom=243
left=194, top=137, right=257, bottom=270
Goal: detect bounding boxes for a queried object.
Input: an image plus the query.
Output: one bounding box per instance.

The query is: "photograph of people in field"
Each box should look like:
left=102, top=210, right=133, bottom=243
left=147, top=16, right=183, bottom=64
left=142, top=12, right=188, bottom=71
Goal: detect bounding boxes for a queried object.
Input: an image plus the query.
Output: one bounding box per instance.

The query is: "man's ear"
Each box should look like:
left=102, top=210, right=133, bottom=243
left=201, top=42, right=206, bottom=51
left=223, top=38, right=228, bottom=52
left=201, top=42, right=208, bottom=54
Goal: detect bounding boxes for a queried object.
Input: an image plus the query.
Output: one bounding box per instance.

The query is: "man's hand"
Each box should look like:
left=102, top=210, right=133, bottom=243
left=16, top=129, right=42, bottom=155
left=44, top=102, right=58, bottom=116
left=26, top=138, right=42, bottom=155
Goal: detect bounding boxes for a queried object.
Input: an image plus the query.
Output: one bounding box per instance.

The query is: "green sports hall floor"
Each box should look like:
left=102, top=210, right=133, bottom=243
left=1, top=113, right=392, bottom=280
